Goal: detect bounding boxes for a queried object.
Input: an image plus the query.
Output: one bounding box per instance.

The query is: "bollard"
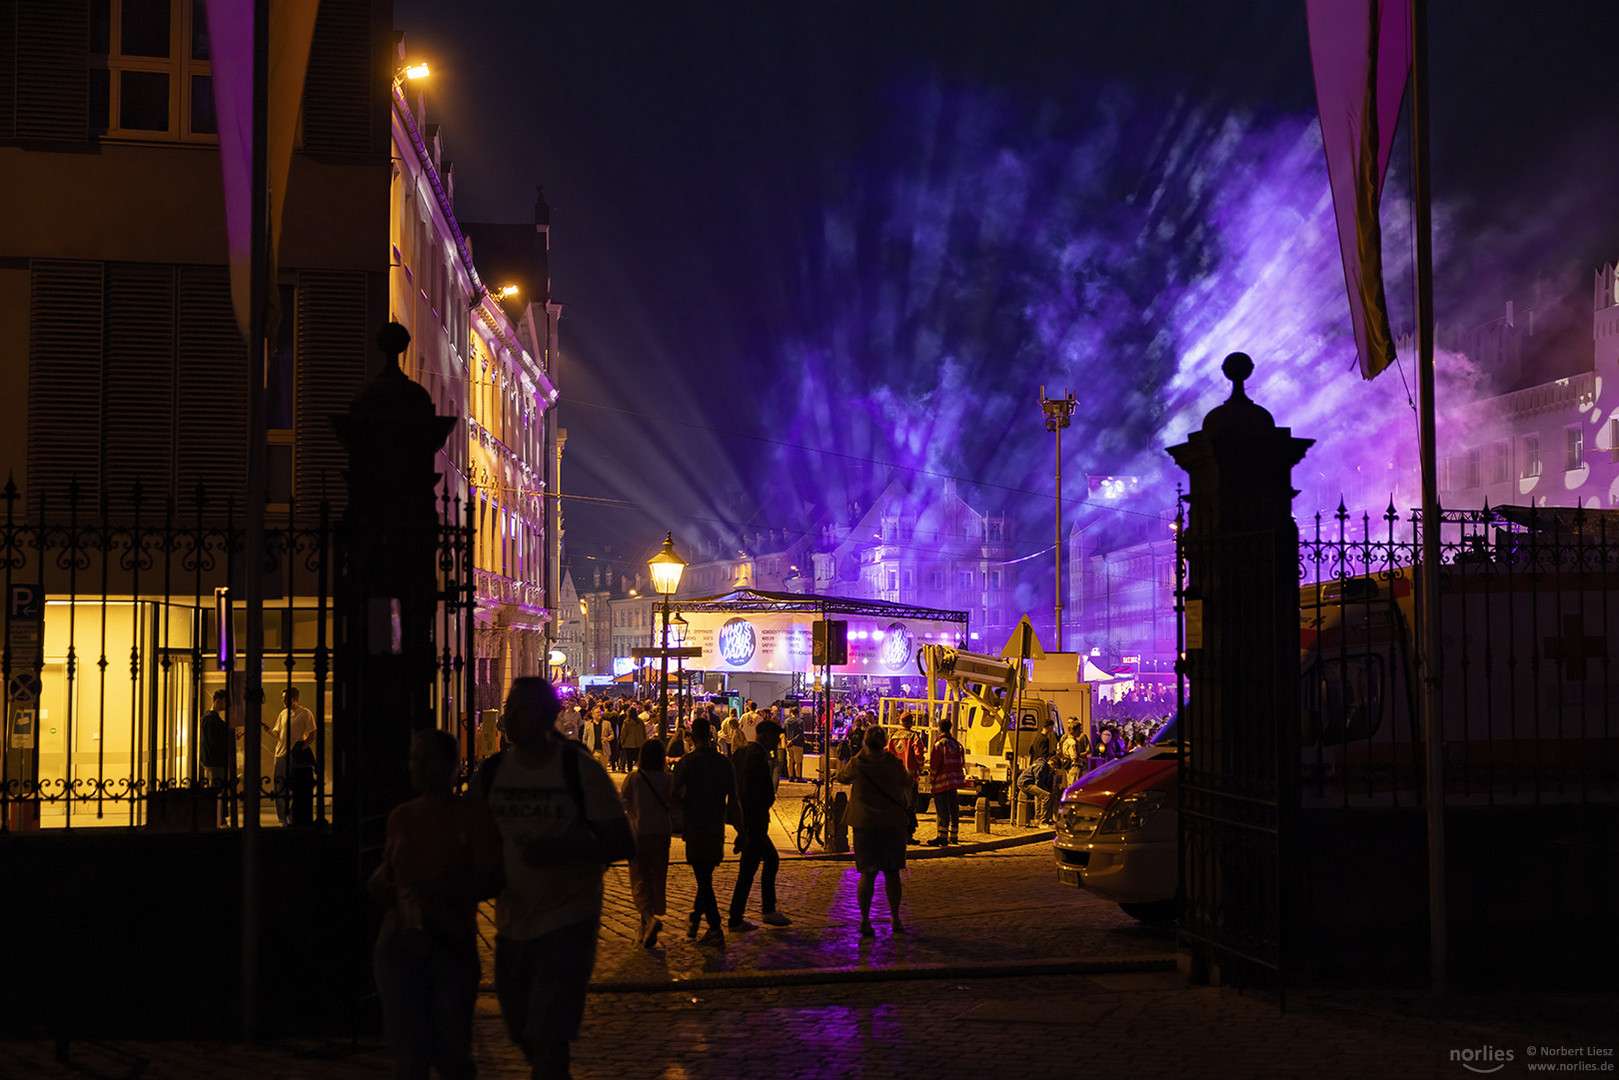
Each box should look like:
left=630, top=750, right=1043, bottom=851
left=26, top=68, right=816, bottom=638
left=829, top=790, right=850, bottom=853
left=1013, top=791, right=1030, bottom=827
left=975, top=793, right=991, bottom=835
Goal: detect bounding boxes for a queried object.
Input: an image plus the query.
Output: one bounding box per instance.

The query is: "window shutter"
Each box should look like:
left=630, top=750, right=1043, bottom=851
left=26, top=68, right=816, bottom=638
left=28, top=260, right=104, bottom=515
left=295, top=270, right=368, bottom=509
left=0, top=0, right=17, bottom=140
left=13, top=0, right=88, bottom=142
left=301, top=0, right=373, bottom=157
left=176, top=266, right=247, bottom=515
left=103, top=263, right=177, bottom=517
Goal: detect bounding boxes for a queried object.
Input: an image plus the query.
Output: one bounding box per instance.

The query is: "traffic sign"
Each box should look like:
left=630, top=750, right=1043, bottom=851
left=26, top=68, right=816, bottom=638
left=9, top=585, right=42, bottom=621
left=1002, top=615, right=1046, bottom=660
left=7, top=673, right=41, bottom=704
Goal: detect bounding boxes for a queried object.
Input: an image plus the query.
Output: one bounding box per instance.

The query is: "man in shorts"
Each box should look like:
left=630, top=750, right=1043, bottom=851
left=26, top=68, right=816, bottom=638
left=478, top=677, right=635, bottom=1080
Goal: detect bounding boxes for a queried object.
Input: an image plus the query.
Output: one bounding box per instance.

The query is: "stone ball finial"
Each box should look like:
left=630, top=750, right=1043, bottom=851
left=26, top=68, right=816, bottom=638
left=1222, top=352, right=1254, bottom=398
left=377, top=322, right=412, bottom=369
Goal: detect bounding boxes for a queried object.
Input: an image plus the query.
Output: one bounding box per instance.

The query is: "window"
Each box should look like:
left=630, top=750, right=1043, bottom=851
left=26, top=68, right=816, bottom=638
left=1464, top=447, right=1481, bottom=489
left=887, top=570, right=898, bottom=591
left=986, top=520, right=1003, bottom=541
left=990, top=570, right=1002, bottom=590
left=1490, top=442, right=1510, bottom=485
left=95, top=0, right=216, bottom=141
left=903, top=569, right=914, bottom=588
left=959, top=570, right=973, bottom=589
left=1565, top=426, right=1584, bottom=472
left=929, top=570, right=943, bottom=589
left=1611, top=419, right=1619, bottom=465
left=1522, top=435, right=1541, bottom=478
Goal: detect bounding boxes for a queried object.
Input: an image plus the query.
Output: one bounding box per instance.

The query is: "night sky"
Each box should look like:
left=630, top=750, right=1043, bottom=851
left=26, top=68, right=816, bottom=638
left=391, top=1, right=1619, bottom=592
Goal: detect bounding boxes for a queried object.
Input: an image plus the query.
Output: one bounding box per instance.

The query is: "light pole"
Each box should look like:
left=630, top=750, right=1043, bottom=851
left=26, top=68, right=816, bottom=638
left=671, top=612, right=689, bottom=730
left=1040, top=386, right=1077, bottom=652
left=647, top=533, right=686, bottom=741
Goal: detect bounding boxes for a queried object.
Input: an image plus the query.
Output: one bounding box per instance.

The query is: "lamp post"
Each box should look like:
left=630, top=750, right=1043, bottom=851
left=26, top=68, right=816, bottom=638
left=671, top=612, right=689, bottom=731
left=1039, top=386, right=1077, bottom=652
left=647, top=533, right=687, bottom=741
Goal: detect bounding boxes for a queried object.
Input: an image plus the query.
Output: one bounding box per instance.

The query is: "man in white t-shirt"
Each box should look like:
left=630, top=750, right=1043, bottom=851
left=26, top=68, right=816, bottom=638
left=479, top=677, right=634, bottom=1080
left=268, top=687, right=315, bottom=826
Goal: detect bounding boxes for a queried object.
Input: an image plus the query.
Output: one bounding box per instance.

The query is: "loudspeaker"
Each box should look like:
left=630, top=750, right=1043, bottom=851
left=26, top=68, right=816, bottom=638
left=812, top=619, right=848, bottom=665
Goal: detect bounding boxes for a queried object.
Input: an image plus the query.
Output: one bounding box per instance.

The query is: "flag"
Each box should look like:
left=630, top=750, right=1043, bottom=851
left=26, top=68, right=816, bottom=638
left=207, top=0, right=321, bottom=340
left=1307, top=0, right=1411, bottom=380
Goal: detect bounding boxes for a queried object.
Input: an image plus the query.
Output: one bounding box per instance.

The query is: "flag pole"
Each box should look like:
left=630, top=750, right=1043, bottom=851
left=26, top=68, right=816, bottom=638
left=242, top=0, right=269, bottom=1041
left=1409, top=0, right=1447, bottom=997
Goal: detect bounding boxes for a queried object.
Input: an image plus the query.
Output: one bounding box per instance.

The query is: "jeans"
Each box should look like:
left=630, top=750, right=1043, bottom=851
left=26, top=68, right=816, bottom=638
left=690, top=862, right=723, bottom=932
left=728, top=834, right=779, bottom=921
left=373, top=924, right=480, bottom=1080
left=934, top=788, right=960, bottom=838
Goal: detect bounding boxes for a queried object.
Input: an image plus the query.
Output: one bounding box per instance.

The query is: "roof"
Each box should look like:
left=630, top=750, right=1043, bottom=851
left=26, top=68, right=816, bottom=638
left=678, top=588, right=968, bottom=624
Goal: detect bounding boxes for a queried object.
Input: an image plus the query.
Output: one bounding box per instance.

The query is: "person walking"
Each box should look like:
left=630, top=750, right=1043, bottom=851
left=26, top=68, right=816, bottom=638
left=620, top=740, right=673, bottom=948
left=371, top=728, right=503, bottom=1080
left=670, top=717, right=737, bottom=946
left=926, top=718, right=967, bottom=846
left=727, top=720, right=792, bottom=931
left=477, top=678, right=635, bottom=1080
left=619, top=708, right=648, bottom=770
left=836, top=725, right=912, bottom=935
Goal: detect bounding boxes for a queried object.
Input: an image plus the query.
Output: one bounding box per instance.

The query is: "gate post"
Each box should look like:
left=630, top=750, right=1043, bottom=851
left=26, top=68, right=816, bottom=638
left=1167, top=353, right=1311, bottom=986
left=330, top=324, right=457, bottom=835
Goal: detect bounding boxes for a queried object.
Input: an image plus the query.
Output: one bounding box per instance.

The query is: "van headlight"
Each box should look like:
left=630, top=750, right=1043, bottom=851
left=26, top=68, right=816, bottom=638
left=1095, top=791, right=1166, bottom=836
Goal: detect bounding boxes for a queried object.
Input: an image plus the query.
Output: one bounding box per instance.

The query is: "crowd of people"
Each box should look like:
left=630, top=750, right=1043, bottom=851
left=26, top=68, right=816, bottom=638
left=364, top=680, right=1174, bottom=1079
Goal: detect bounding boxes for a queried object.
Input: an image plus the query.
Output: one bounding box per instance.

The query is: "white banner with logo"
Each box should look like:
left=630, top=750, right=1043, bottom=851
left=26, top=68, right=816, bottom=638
left=673, top=611, right=965, bottom=677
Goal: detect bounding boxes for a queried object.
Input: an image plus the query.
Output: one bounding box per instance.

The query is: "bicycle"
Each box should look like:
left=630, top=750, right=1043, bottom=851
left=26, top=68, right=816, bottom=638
left=795, top=777, right=828, bottom=854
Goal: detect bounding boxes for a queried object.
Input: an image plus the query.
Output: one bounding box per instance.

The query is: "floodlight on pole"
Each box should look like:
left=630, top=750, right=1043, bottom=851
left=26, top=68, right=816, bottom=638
left=1039, top=386, right=1078, bottom=652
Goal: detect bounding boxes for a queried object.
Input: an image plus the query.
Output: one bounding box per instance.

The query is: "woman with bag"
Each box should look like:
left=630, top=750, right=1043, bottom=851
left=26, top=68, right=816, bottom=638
left=836, top=725, right=913, bottom=936
left=620, top=740, right=674, bottom=947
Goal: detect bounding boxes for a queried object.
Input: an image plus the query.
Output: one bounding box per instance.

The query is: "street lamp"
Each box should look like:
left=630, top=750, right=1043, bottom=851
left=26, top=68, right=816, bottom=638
left=647, top=532, right=687, bottom=741
left=671, top=612, right=689, bottom=732
left=1039, top=386, right=1077, bottom=652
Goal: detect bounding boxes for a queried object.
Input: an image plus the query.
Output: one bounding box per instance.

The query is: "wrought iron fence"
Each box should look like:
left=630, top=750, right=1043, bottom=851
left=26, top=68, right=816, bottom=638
left=0, top=478, right=475, bottom=832
left=1298, top=502, right=1619, bottom=808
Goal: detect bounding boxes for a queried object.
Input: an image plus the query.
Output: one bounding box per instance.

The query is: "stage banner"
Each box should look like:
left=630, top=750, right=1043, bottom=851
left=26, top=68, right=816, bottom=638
left=675, top=611, right=965, bottom=677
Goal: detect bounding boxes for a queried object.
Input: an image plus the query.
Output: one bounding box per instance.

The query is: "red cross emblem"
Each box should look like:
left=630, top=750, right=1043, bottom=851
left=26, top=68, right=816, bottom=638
left=1543, top=614, right=1606, bottom=681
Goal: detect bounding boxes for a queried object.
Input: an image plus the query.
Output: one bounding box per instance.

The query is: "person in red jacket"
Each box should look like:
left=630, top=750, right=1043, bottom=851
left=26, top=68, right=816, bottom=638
left=926, top=718, right=967, bottom=846
left=888, top=712, right=926, bottom=843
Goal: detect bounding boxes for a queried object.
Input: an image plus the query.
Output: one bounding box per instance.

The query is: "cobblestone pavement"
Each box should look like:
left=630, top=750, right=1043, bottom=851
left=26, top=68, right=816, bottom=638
left=4, top=791, right=1614, bottom=1079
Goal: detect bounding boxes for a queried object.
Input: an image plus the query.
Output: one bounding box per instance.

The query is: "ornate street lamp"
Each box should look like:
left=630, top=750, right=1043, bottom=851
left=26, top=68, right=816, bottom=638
left=1040, top=386, right=1077, bottom=652
left=647, top=532, right=686, bottom=740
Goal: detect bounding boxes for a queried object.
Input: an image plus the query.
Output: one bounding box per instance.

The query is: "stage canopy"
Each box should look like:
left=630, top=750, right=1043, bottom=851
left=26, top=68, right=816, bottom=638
left=666, top=589, right=969, bottom=678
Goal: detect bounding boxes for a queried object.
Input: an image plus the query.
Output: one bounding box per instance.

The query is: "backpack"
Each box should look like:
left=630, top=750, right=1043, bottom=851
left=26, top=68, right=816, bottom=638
left=475, top=741, right=588, bottom=818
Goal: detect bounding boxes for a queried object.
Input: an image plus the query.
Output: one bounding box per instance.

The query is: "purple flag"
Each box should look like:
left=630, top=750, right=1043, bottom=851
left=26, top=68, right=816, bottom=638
left=1307, top=0, right=1411, bottom=380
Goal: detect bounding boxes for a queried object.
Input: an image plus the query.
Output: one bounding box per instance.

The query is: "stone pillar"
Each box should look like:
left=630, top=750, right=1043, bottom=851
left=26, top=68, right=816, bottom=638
left=1167, top=353, right=1312, bottom=984
left=331, top=324, right=456, bottom=835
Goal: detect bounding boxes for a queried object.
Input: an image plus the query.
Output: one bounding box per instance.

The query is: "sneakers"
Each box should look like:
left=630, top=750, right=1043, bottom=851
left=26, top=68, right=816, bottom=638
left=698, top=927, right=725, bottom=947
left=761, top=911, right=792, bottom=927
left=726, top=918, right=757, bottom=932
left=642, top=918, right=662, bottom=949
left=686, top=913, right=701, bottom=940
